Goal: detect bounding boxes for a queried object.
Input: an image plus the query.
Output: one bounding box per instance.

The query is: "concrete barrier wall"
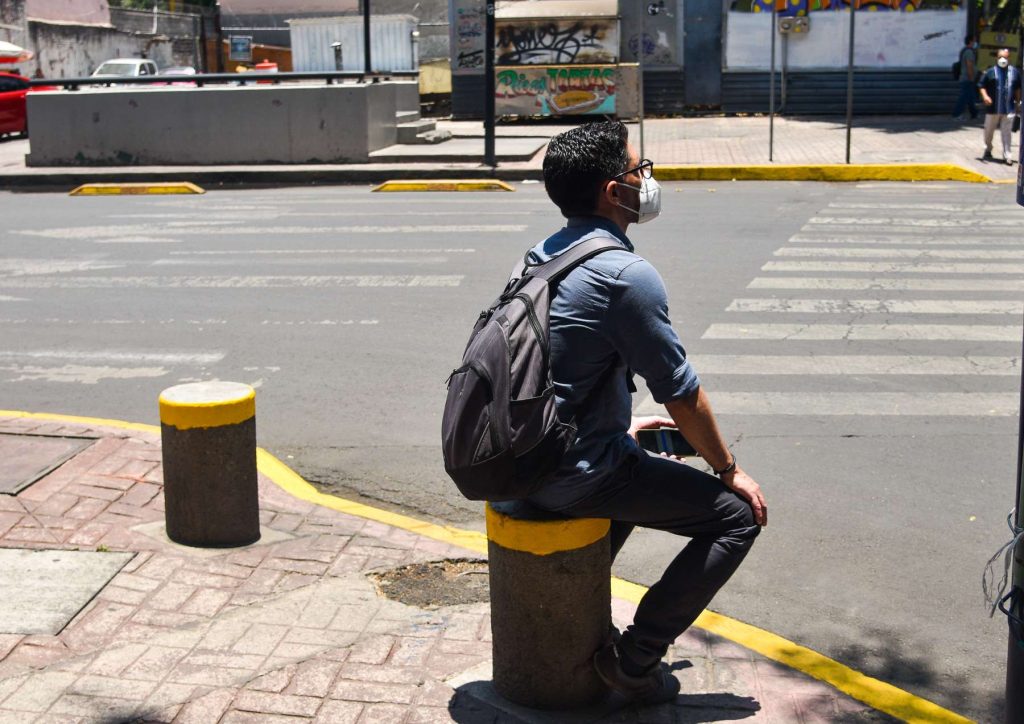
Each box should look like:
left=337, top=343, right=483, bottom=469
left=26, top=82, right=400, bottom=166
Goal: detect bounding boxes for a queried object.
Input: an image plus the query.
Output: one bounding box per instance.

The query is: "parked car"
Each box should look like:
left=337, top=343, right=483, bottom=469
left=158, top=66, right=196, bottom=86
left=0, top=71, right=56, bottom=138
left=91, top=58, right=159, bottom=78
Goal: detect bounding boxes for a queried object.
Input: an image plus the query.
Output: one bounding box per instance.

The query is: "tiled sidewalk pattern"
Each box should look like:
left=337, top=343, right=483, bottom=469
left=0, top=415, right=882, bottom=723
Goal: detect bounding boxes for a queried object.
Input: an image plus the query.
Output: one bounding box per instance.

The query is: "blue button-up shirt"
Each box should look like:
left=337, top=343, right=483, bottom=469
left=525, top=216, right=701, bottom=510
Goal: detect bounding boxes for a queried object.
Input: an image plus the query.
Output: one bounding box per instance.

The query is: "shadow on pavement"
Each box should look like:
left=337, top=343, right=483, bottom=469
left=831, top=624, right=1003, bottom=723
left=447, top=680, right=761, bottom=723
left=778, top=114, right=980, bottom=136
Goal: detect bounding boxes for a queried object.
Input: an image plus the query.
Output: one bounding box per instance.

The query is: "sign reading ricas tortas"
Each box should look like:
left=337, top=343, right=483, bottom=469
left=496, top=65, right=616, bottom=116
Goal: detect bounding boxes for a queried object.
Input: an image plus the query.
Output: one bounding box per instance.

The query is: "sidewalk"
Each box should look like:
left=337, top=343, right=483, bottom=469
left=0, top=412, right=887, bottom=723
left=0, top=114, right=1015, bottom=187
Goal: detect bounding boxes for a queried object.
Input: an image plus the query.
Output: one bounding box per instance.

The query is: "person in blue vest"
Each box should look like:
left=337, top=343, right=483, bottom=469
left=978, top=48, right=1022, bottom=164
left=952, top=34, right=978, bottom=121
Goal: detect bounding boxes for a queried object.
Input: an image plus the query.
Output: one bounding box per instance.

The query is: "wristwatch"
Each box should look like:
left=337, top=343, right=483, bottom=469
left=714, top=456, right=737, bottom=476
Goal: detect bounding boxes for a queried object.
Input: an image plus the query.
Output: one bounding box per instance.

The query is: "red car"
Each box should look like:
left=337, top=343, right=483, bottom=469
left=0, top=72, right=54, bottom=138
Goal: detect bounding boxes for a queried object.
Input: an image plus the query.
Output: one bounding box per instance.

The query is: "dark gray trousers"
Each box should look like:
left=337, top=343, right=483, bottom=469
left=553, top=450, right=760, bottom=669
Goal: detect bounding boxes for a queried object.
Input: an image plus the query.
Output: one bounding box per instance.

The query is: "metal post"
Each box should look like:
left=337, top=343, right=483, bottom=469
left=213, top=2, right=224, bottom=73
left=1007, top=308, right=1024, bottom=723
left=845, top=0, right=857, bottom=164
left=769, top=1, right=777, bottom=162
left=639, top=5, right=646, bottom=159
left=781, top=33, right=788, bottom=111
left=484, top=0, right=496, bottom=168
left=363, top=0, right=371, bottom=74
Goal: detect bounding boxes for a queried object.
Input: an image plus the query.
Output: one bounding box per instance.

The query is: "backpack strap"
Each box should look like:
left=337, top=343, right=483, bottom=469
left=528, top=236, right=625, bottom=283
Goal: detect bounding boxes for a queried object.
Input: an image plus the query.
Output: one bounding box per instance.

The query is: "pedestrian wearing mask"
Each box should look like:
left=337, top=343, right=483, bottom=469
left=979, top=48, right=1022, bottom=164
left=523, top=120, right=766, bottom=703
left=952, top=34, right=978, bottom=121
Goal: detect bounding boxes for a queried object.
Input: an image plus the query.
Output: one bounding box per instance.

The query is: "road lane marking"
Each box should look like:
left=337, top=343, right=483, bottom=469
left=0, top=275, right=464, bottom=289
left=764, top=261, right=1024, bottom=274
left=0, top=260, right=125, bottom=276
left=748, top=277, right=1024, bottom=291
left=0, top=364, right=168, bottom=384
left=808, top=216, right=1018, bottom=228
left=776, top=247, right=1024, bottom=260
left=789, top=235, right=1024, bottom=246
left=168, top=248, right=476, bottom=255
left=15, top=225, right=526, bottom=239
left=695, top=354, right=1017, bottom=375
left=151, top=258, right=449, bottom=266
left=0, top=350, right=224, bottom=364
left=726, top=298, right=1024, bottom=314
left=703, top=323, right=1021, bottom=341
left=827, top=202, right=1020, bottom=211
left=0, top=409, right=972, bottom=724
left=635, top=391, right=1016, bottom=417
left=0, top=296, right=25, bottom=302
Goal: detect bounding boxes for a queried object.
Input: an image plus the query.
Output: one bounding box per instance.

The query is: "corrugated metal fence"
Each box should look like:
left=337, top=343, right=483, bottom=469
left=289, top=15, right=417, bottom=73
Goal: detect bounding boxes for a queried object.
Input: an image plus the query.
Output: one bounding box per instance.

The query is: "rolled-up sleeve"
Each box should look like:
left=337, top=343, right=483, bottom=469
left=604, top=258, right=700, bottom=403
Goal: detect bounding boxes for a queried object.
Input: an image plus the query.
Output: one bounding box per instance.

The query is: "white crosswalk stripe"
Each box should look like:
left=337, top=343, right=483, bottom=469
left=637, top=191, right=1024, bottom=418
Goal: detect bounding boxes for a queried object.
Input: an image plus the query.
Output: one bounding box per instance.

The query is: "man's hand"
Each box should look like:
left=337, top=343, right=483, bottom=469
left=627, top=415, right=675, bottom=442
left=721, top=466, right=767, bottom=527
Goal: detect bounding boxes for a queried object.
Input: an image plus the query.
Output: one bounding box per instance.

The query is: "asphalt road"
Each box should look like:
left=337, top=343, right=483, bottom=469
left=1, top=181, right=1019, bottom=721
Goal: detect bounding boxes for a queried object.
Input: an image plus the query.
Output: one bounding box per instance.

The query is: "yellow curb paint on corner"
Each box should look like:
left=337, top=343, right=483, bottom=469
left=655, top=164, right=991, bottom=184
left=158, top=386, right=256, bottom=431
left=0, top=409, right=160, bottom=434
left=70, top=182, right=205, bottom=196
left=255, top=448, right=489, bottom=555
left=371, top=179, right=515, bottom=192
left=992, top=178, right=1017, bottom=185
left=485, top=502, right=609, bottom=555
left=0, top=409, right=975, bottom=724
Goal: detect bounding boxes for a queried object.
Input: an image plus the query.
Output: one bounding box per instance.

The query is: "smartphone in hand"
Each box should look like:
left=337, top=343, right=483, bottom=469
left=635, top=427, right=697, bottom=457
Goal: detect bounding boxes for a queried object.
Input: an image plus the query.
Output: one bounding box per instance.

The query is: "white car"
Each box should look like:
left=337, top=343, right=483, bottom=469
left=91, top=59, right=159, bottom=78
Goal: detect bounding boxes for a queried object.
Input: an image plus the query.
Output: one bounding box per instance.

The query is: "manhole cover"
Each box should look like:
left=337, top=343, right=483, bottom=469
left=0, top=432, right=96, bottom=495
left=368, top=558, right=489, bottom=609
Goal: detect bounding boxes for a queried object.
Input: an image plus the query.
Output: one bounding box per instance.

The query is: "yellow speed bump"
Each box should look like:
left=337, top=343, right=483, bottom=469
left=655, top=164, right=991, bottom=184
left=70, top=182, right=205, bottom=196
left=372, top=179, right=515, bottom=192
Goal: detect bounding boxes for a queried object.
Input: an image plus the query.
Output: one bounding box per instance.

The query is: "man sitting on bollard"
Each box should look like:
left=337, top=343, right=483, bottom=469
left=524, top=120, right=767, bottom=704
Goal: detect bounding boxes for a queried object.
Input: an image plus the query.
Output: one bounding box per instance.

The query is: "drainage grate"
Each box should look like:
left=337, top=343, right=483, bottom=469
left=368, top=558, right=489, bottom=609
left=0, top=432, right=96, bottom=495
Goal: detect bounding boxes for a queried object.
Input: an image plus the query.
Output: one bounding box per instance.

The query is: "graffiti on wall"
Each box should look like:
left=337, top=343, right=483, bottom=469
left=496, top=65, right=616, bottom=116
left=496, top=19, right=617, bottom=65
left=451, top=0, right=485, bottom=73
left=738, top=0, right=953, bottom=13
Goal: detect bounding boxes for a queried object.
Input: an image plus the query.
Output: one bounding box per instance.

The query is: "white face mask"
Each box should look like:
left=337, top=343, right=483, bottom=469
left=614, top=176, right=662, bottom=224
left=998, top=57, right=1010, bottom=68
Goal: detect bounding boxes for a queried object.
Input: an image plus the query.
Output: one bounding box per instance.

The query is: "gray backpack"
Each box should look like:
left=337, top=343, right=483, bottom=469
left=441, top=236, right=621, bottom=501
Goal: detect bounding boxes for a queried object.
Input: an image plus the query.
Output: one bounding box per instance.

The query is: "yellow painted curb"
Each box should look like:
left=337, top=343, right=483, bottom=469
left=158, top=383, right=256, bottom=431
left=0, top=408, right=975, bottom=724
left=485, top=502, right=609, bottom=555
left=70, top=182, right=205, bottom=196
left=655, top=164, right=991, bottom=184
left=371, top=179, right=515, bottom=192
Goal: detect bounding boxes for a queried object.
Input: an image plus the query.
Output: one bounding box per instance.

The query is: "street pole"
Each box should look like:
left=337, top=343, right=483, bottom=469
left=639, top=5, right=646, bottom=159
left=769, top=1, right=777, bottom=162
left=363, top=0, right=371, bottom=74
left=1005, top=308, right=1024, bottom=723
left=213, top=2, right=224, bottom=73
left=483, top=0, right=496, bottom=168
left=845, top=0, right=857, bottom=164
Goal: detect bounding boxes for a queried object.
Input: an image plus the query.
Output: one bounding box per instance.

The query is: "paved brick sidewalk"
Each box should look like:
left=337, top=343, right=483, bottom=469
left=0, top=414, right=885, bottom=723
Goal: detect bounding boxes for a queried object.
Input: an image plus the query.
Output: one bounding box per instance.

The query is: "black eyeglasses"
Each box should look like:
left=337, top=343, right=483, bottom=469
left=612, top=159, right=654, bottom=180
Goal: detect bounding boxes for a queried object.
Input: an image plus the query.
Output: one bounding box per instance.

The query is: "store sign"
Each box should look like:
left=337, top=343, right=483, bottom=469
left=228, top=35, right=252, bottom=62
left=496, top=18, right=618, bottom=65
left=496, top=65, right=616, bottom=116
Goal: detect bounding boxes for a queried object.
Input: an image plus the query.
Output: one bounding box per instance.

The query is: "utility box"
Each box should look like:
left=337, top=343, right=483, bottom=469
left=288, top=15, right=418, bottom=72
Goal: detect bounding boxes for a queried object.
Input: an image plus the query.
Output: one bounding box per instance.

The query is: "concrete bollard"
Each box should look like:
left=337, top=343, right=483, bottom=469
left=486, top=501, right=611, bottom=709
left=158, top=381, right=260, bottom=548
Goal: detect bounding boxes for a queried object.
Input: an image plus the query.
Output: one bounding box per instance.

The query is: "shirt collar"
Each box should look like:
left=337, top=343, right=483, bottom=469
left=566, top=215, right=634, bottom=252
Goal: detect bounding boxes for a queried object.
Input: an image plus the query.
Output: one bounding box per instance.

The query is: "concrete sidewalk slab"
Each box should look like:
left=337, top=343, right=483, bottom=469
left=0, top=412, right=919, bottom=723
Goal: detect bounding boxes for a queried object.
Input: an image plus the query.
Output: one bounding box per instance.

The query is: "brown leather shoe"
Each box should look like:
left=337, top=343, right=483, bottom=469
left=593, top=642, right=680, bottom=704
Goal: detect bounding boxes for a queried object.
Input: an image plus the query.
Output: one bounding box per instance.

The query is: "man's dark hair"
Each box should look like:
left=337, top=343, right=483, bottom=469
left=543, top=121, right=630, bottom=218
left=965, top=34, right=975, bottom=45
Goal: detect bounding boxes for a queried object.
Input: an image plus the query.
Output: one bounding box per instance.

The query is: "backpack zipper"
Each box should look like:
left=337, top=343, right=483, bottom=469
left=514, top=293, right=548, bottom=358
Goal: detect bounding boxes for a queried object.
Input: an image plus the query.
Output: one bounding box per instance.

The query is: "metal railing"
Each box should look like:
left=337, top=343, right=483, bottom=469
left=30, top=70, right=419, bottom=91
